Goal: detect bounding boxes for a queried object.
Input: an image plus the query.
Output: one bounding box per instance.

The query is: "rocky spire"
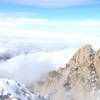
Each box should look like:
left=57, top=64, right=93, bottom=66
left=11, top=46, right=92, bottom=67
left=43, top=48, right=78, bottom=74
left=32, top=45, right=100, bottom=100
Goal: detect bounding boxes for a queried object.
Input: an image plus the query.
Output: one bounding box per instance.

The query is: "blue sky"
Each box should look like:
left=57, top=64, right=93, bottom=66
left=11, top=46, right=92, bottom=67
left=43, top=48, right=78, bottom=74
left=0, top=0, right=100, bottom=84
left=0, top=0, right=100, bottom=45
left=0, top=2, right=100, bottom=20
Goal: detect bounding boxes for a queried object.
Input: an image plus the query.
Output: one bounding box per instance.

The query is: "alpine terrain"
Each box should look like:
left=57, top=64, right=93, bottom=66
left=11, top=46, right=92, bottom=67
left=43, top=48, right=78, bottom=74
left=0, top=79, right=48, bottom=100
left=32, top=45, right=100, bottom=100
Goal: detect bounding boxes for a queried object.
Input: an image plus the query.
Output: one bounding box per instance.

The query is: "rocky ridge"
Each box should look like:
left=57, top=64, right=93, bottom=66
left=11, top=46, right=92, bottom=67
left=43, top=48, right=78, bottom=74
left=32, top=45, right=100, bottom=100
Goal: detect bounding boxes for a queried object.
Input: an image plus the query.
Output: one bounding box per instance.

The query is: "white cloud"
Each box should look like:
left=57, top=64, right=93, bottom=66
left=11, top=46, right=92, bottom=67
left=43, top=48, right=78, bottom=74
left=0, top=25, right=100, bottom=50
left=0, top=17, right=100, bottom=87
left=0, top=17, right=100, bottom=51
left=0, top=17, right=100, bottom=27
left=0, top=18, right=100, bottom=42
left=0, top=18, right=48, bottom=26
left=0, top=48, right=78, bottom=86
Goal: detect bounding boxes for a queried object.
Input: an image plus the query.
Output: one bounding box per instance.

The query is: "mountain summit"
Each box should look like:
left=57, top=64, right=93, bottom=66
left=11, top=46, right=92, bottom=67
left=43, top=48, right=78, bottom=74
left=32, top=45, right=100, bottom=100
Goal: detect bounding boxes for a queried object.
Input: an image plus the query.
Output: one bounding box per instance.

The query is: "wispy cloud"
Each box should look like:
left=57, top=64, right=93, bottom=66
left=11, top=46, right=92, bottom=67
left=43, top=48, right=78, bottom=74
left=0, top=17, right=100, bottom=26
left=0, top=0, right=97, bottom=7
left=0, top=17, right=100, bottom=46
left=0, top=14, right=100, bottom=86
left=0, top=21, right=100, bottom=45
left=0, top=12, right=36, bottom=18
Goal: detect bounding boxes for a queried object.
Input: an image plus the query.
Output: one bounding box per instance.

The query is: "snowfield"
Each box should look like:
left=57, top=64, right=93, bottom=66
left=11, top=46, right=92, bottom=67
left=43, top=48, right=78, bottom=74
left=0, top=79, right=48, bottom=100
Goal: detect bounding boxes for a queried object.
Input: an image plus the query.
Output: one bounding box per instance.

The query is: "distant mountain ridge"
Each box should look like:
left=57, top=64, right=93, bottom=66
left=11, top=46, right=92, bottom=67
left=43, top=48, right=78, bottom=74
left=32, top=44, right=100, bottom=100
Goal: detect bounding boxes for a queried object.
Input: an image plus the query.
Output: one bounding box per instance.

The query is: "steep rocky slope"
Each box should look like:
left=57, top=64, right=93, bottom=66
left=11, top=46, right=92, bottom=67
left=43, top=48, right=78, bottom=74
left=0, top=79, right=48, bottom=100
left=32, top=45, right=100, bottom=100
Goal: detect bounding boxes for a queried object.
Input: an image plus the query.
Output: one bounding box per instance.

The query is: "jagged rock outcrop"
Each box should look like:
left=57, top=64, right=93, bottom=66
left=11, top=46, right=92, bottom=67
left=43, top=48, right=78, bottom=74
left=67, top=45, right=98, bottom=92
left=32, top=45, right=100, bottom=100
left=94, top=49, right=100, bottom=86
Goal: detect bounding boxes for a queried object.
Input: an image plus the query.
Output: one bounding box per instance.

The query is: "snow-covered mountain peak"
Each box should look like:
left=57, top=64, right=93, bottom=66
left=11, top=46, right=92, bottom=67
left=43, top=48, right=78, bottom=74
left=0, top=79, right=47, bottom=100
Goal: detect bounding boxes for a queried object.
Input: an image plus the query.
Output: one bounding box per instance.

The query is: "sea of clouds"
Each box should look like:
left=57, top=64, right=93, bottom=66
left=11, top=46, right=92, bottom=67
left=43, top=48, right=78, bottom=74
left=0, top=32, right=100, bottom=86
left=0, top=35, right=79, bottom=86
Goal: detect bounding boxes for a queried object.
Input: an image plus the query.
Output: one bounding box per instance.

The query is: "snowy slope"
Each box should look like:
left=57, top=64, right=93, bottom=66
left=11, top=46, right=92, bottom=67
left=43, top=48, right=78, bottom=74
left=0, top=79, right=47, bottom=100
